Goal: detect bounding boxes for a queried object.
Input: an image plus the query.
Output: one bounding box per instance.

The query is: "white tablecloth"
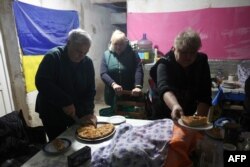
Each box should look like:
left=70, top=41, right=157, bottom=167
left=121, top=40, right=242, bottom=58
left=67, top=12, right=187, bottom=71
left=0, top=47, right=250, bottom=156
left=21, top=116, right=152, bottom=167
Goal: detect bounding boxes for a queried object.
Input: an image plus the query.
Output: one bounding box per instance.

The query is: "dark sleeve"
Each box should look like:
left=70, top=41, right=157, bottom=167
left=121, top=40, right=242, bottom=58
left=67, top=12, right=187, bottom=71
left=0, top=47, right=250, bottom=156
left=35, top=54, right=73, bottom=108
left=100, top=53, right=115, bottom=86
left=134, top=52, right=144, bottom=87
left=197, top=54, right=212, bottom=105
left=157, top=62, right=175, bottom=101
left=245, top=76, right=250, bottom=98
left=82, top=59, right=96, bottom=115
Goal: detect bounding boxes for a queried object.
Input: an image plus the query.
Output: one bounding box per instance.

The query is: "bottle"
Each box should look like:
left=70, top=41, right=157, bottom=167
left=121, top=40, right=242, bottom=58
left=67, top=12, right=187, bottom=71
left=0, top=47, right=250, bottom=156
left=154, top=47, right=158, bottom=63
left=137, top=33, right=153, bottom=64
left=153, top=45, right=164, bottom=62
left=216, top=69, right=224, bottom=85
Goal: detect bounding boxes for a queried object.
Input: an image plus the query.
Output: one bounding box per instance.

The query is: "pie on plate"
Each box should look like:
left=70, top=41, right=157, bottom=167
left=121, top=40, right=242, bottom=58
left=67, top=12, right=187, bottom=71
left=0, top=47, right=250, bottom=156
left=181, top=115, right=208, bottom=127
left=76, top=122, right=115, bottom=140
left=42, top=138, right=71, bottom=155
left=52, top=138, right=65, bottom=151
left=178, top=116, right=213, bottom=130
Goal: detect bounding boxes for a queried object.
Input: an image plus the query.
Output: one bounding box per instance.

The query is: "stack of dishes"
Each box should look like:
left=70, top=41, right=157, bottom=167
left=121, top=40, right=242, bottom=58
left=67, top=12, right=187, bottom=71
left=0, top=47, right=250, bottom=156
left=221, top=81, right=240, bottom=89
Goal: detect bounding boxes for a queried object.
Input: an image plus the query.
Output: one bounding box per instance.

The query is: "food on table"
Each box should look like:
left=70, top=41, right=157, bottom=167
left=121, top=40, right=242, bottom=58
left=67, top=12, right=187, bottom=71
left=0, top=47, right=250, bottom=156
left=181, top=115, right=208, bottom=127
left=77, top=123, right=115, bottom=139
left=52, top=138, right=65, bottom=151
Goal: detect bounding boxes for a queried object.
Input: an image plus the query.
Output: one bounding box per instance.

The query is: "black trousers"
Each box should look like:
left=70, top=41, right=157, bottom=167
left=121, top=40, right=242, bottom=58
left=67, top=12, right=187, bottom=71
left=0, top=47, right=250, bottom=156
left=39, top=111, right=74, bottom=141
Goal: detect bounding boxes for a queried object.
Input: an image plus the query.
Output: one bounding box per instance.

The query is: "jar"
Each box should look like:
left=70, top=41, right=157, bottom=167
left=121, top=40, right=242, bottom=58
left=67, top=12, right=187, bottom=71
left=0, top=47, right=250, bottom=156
left=223, top=123, right=240, bottom=145
left=137, top=33, right=153, bottom=64
left=216, top=69, right=224, bottom=85
left=228, top=74, right=236, bottom=82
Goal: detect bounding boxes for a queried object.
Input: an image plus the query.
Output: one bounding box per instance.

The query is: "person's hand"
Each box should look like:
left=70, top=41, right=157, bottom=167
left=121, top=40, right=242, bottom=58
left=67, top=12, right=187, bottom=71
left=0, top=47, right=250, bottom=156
left=112, top=83, right=123, bottom=96
left=171, top=104, right=184, bottom=120
left=81, top=114, right=97, bottom=127
left=131, top=87, right=142, bottom=96
left=62, top=104, right=76, bottom=117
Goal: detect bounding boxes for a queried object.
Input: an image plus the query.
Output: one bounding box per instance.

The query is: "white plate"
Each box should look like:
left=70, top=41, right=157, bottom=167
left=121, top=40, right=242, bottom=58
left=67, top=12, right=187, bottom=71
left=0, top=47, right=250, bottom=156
left=222, top=84, right=235, bottom=89
left=42, top=138, right=71, bottom=155
left=107, top=115, right=126, bottom=125
left=221, top=82, right=240, bottom=89
left=178, top=119, right=213, bottom=130
left=223, top=143, right=237, bottom=151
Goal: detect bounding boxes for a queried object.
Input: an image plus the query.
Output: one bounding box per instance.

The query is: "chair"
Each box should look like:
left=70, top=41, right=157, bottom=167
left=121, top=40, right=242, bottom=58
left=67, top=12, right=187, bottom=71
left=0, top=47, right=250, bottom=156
left=113, top=90, right=147, bottom=119
left=0, top=110, right=46, bottom=166
left=146, top=78, right=171, bottom=119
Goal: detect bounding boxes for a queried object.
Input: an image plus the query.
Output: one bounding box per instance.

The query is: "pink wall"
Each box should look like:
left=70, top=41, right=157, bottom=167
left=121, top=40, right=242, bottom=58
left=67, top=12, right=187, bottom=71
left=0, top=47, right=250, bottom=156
left=127, top=6, right=250, bottom=60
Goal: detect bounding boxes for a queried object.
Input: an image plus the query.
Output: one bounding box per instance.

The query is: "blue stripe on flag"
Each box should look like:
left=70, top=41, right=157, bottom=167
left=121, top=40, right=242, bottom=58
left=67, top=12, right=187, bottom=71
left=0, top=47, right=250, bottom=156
left=13, top=1, right=79, bottom=55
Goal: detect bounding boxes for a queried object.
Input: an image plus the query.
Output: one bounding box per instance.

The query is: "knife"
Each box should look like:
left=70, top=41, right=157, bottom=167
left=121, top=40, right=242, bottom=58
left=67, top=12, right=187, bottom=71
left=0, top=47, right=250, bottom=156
left=72, top=115, right=97, bottom=128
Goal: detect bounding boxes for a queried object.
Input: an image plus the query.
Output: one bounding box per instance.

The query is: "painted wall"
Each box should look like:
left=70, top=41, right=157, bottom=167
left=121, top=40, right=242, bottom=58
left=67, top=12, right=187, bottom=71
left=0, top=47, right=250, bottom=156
left=127, top=0, right=250, bottom=91
left=0, top=0, right=116, bottom=126
left=3, top=0, right=248, bottom=126
left=127, top=0, right=250, bottom=60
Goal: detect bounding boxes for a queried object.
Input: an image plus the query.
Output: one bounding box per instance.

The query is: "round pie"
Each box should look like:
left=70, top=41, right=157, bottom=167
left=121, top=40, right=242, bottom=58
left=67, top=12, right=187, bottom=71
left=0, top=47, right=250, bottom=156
left=77, top=123, right=115, bottom=140
left=181, top=115, right=208, bottom=127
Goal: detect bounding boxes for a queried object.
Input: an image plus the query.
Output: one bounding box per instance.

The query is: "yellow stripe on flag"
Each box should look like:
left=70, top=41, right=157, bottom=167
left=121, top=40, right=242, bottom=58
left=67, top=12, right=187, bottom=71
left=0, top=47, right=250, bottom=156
left=22, top=55, right=44, bottom=93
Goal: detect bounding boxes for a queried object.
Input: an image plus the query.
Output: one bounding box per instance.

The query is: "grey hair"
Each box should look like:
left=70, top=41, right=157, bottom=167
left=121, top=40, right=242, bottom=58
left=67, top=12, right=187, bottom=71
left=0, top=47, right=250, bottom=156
left=174, top=29, right=201, bottom=52
left=109, top=30, right=128, bottom=51
left=68, top=28, right=92, bottom=45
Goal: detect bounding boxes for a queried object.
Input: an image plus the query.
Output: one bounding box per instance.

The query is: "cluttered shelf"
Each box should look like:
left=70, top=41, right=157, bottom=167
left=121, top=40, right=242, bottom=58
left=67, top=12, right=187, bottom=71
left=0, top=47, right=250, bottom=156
left=212, top=80, right=245, bottom=106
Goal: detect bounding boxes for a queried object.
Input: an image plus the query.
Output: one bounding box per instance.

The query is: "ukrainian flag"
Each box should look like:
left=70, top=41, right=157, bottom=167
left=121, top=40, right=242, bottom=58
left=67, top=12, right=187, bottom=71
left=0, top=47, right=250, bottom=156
left=13, top=1, right=79, bottom=93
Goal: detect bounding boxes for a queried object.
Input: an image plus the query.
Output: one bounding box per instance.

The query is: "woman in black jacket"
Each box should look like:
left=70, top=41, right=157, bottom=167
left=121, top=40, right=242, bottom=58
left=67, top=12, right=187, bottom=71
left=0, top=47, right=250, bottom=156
left=151, top=29, right=212, bottom=120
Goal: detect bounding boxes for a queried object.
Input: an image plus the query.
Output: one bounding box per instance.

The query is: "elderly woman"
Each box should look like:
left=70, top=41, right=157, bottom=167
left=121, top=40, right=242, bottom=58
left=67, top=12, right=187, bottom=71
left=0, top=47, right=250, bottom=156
left=35, top=28, right=96, bottom=141
left=150, top=29, right=212, bottom=120
left=100, top=30, right=144, bottom=108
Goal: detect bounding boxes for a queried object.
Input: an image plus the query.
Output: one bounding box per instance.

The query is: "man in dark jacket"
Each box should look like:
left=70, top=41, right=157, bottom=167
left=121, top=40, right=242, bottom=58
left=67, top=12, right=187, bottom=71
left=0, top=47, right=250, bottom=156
left=35, top=28, right=96, bottom=141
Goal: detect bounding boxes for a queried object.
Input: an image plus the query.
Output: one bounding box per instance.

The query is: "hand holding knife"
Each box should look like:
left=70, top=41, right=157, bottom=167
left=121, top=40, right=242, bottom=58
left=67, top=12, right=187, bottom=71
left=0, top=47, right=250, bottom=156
left=62, top=104, right=97, bottom=127
left=72, top=114, right=97, bottom=128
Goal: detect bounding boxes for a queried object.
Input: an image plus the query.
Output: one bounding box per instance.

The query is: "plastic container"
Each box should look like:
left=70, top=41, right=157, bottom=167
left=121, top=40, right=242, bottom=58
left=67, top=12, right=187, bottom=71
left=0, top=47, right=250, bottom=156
left=154, top=45, right=164, bottom=62
left=137, top=33, right=153, bottom=64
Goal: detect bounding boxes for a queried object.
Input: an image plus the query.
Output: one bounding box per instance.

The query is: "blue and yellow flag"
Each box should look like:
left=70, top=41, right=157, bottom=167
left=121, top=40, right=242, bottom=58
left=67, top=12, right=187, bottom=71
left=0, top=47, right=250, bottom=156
left=13, top=1, right=79, bottom=55
left=13, top=1, right=79, bottom=92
